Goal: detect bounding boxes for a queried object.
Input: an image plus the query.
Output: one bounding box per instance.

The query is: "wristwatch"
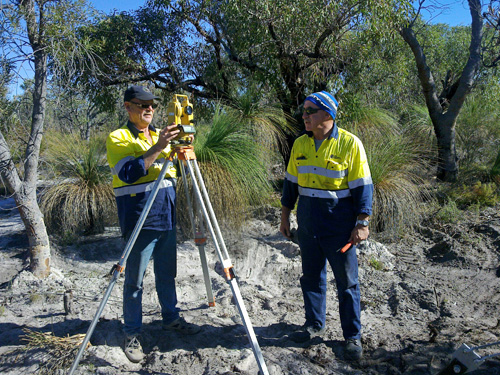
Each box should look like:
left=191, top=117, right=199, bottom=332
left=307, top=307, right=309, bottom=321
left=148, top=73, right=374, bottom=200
left=356, top=219, right=370, bottom=227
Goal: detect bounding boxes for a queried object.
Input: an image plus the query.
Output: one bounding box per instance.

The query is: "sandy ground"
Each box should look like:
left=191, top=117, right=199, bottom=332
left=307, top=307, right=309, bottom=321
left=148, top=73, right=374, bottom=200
left=1, top=197, right=500, bottom=374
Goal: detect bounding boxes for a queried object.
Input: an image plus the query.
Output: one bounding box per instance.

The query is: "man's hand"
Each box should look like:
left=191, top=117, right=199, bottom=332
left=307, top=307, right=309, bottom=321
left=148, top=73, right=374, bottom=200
left=155, top=123, right=181, bottom=150
left=142, top=123, right=180, bottom=170
left=280, top=206, right=292, bottom=239
left=349, top=225, right=369, bottom=246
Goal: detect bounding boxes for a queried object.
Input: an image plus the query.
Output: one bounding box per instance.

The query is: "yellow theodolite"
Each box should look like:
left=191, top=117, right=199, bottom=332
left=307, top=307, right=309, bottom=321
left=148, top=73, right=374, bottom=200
left=167, top=94, right=196, bottom=145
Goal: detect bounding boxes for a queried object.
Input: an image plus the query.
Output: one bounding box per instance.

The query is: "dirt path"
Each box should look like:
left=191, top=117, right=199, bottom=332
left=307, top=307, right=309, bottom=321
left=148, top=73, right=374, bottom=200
left=1, top=200, right=500, bottom=374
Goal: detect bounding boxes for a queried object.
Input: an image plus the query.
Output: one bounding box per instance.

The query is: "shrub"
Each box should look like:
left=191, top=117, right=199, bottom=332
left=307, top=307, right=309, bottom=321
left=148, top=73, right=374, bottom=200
left=435, top=199, right=462, bottom=224
left=39, top=132, right=116, bottom=236
left=449, top=181, right=499, bottom=208
left=363, top=120, right=434, bottom=236
left=176, top=106, right=273, bottom=233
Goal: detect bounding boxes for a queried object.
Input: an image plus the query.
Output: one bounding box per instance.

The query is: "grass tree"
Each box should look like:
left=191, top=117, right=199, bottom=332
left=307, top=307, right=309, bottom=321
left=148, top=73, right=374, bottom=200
left=367, top=129, right=433, bottom=235
left=225, top=90, right=298, bottom=165
left=177, top=105, right=273, bottom=233
left=340, top=100, right=434, bottom=235
left=39, top=133, right=116, bottom=238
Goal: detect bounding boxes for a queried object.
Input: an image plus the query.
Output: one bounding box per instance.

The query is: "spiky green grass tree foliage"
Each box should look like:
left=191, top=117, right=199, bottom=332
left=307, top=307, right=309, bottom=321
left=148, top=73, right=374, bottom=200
left=39, top=132, right=116, bottom=236
left=366, top=125, right=434, bottom=235
left=338, top=94, right=400, bottom=138
left=176, top=106, right=273, bottom=233
left=456, top=90, right=500, bottom=169
left=339, top=99, right=435, bottom=236
left=225, top=90, right=297, bottom=159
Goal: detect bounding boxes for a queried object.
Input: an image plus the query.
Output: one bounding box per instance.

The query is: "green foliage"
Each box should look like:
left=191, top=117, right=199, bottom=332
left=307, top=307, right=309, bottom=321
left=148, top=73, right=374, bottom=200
left=338, top=93, right=399, bottom=138
left=435, top=200, right=462, bottom=224
left=39, top=132, right=117, bottom=236
left=177, top=105, right=273, bottom=231
left=364, top=123, right=433, bottom=235
left=368, top=258, right=384, bottom=271
left=76, top=0, right=412, bottom=120
left=449, top=182, right=499, bottom=208
left=492, top=148, right=500, bottom=181
left=456, top=82, right=500, bottom=169
left=225, top=89, right=298, bottom=162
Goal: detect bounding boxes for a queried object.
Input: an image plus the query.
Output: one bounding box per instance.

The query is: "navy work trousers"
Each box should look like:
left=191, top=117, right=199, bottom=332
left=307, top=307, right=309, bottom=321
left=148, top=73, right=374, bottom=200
left=297, top=229, right=361, bottom=340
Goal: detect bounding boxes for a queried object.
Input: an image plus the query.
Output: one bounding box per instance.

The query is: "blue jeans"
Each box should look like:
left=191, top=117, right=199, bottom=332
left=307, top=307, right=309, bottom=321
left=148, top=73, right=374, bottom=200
left=297, top=229, right=361, bottom=340
left=123, top=229, right=179, bottom=336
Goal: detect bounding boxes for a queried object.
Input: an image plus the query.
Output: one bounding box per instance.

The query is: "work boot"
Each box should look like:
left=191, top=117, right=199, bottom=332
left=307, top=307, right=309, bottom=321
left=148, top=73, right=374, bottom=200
left=289, top=324, right=325, bottom=343
left=162, top=317, right=201, bottom=335
left=123, top=335, right=144, bottom=363
left=344, top=338, right=363, bottom=360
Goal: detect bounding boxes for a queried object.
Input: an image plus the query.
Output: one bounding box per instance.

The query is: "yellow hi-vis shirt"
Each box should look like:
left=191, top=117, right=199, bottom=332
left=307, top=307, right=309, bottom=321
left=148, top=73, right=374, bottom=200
left=286, top=129, right=371, bottom=197
left=282, top=126, right=373, bottom=236
left=106, top=122, right=177, bottom=235
left=107, top=123, right=177, bottom=191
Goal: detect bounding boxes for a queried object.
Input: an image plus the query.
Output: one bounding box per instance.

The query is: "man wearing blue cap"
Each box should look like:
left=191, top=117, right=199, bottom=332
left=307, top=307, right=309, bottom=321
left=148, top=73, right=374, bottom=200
left=107, top=85, right=200, bottom=363
left=280, top=91, right=373, bottom=360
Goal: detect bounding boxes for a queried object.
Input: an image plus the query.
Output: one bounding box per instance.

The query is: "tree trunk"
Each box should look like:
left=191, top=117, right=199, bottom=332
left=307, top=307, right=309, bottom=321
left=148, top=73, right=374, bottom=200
left=1, top=0, right=53, bottom=278
left=0, top=132, right=51, bottom=279
left=432, top=114, right=458, bottom=182
left=400, top=0, right=482, bottom=182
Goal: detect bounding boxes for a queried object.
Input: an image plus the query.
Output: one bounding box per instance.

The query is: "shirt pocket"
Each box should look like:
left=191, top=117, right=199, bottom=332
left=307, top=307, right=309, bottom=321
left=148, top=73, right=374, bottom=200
left=324, top=158, right=348, bottom=189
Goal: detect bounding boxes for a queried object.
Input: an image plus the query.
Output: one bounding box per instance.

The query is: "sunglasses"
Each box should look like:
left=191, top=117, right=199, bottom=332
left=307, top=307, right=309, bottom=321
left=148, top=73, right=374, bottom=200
left=303, top=107, right=321, bottom=115
left=130, top=102, right=158, bottom=109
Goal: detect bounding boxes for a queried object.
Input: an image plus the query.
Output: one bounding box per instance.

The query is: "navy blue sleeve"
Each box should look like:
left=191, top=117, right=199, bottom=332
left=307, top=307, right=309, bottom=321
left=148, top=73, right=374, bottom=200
left=281, top=177, right=299, bottom=209
left=350, top=183, right=374, bottom=216
left=117, top=156, right=148, bottom=184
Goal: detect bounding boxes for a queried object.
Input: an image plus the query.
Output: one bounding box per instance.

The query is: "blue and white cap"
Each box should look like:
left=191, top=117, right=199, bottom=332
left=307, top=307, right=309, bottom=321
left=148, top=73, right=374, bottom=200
left=304, top=91, right=339, bottom=120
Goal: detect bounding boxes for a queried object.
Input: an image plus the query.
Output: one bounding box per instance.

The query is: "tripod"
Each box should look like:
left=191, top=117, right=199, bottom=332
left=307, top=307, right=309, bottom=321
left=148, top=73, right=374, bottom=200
left=68, top=145, right=269, bottom=375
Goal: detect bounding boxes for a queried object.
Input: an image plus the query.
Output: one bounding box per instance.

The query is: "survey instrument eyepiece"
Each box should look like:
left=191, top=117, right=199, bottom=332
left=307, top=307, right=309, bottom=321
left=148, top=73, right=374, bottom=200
left=167, top=94, right=195, bottom=145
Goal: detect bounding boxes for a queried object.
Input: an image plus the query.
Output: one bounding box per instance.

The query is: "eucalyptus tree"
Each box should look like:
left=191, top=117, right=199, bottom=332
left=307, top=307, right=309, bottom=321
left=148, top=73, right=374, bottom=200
left=400, top=0, right=484, bottom=182
left=0, top=0, right=99, bottom=278
left=78, top=0, right=411, bottom=160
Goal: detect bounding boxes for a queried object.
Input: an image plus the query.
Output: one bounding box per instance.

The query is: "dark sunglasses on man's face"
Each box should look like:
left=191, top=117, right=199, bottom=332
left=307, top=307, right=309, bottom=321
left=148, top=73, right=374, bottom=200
left=303, top=107, right=321, bottom=115
left=130, top=101, right=158, bottom=109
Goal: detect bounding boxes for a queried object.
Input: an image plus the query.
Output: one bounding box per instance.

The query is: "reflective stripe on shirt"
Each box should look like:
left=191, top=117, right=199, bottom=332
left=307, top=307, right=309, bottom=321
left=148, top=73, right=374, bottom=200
left=298, top=186, right=351, bottom=199
left=113, top=178, right=175, bottom=197
left=297, top=165, right=348, bottom=179
left=348, top=176, right=373, bottom=189
left=111, top=156, right=135, bottom=176
left=285, top=171, right=298, bottom=183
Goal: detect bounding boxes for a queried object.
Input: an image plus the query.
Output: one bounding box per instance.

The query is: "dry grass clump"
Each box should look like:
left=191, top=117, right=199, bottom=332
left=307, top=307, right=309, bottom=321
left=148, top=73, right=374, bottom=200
left=39, top=132, right=117, bottom=236
left=176, top=105, right=273, bottom=234
left=364, top=124, right=434, bottom=235
left=21, top=328, right=89, bottom=374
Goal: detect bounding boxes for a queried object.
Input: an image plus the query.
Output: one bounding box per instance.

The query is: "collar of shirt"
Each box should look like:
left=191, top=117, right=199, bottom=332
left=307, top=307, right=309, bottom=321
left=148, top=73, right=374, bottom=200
left=306, top=123, right=339, bottom=140
left=127, top=121, right=156, bottom=139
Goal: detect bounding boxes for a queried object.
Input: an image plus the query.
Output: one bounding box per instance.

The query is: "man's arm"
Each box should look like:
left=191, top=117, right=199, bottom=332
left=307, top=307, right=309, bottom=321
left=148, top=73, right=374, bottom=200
left=347, top=137, right=373, bottom=245
left=142, top=124, right=180, bottom=170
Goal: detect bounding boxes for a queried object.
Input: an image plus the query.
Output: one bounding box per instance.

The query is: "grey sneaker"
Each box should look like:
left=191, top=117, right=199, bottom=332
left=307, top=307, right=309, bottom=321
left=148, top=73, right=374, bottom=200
left=123, top=335, right=144, bottom=363
left=162, top=317, right=201, bottom=335
left=289, top=325, right=325, bottom=343
left=345, top=338, right=363, bottom=360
